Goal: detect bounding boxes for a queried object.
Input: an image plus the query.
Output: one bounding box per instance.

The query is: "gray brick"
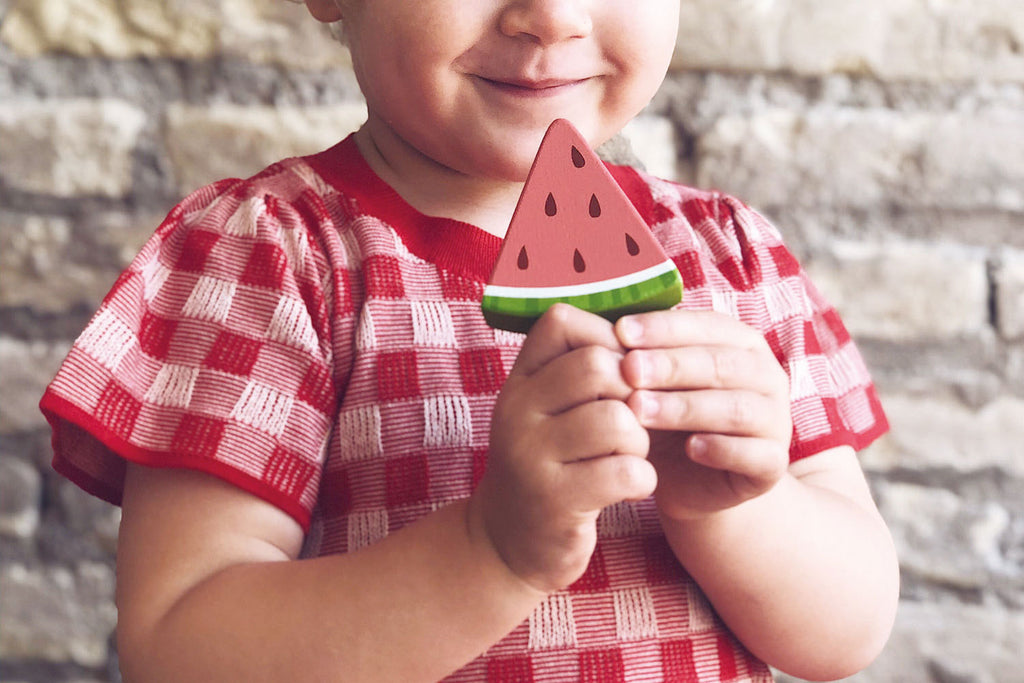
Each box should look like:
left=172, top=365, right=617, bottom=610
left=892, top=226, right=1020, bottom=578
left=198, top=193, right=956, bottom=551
left=832, top=601, right=1024, bottom=683
left=873, top=481, right=1011, bottom=590
left=696, top=108, right=1024, bottom=213
left=0, top=338, right=71, bottom=433
left=864, top=394, right=1024, bottom=477
left=0, top=0, right=220, bottom=59
left=0, top=0, right=350, bottom=68
left=803, top=240, right=990, bottom=341
left=164, top=102, right=367, bottom=193
left=0, top=99, right=145, bottom=197
left=673, top=0, right=1024, bottom=84
left=0, top=562, right=116, bottom=667
left=219, top=0, right=353, bottom=69
left=1, top=211, right=158, bottom=313
left=0, top=458, right=42, bottom=540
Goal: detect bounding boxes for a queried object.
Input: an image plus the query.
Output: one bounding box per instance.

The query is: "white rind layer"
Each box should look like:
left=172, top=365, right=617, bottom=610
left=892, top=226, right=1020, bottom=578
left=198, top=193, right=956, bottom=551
left=484, top=260, right=677, bottom=299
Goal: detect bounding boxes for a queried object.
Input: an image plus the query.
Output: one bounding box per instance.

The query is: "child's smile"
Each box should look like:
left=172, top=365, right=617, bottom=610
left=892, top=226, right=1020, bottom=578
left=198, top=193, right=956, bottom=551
left=473, top=76, right=590, bottom=99
left=333, top=0, right=679, bottom=193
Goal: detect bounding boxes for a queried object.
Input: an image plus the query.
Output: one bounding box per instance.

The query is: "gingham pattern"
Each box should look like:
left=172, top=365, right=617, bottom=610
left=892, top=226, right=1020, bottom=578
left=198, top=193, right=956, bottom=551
left=42, top=135, right=887, bottom=682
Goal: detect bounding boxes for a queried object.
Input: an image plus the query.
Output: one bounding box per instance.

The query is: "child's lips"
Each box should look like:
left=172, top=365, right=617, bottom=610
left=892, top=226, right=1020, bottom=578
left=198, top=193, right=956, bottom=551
left=476, top=75, right=589, bottom=97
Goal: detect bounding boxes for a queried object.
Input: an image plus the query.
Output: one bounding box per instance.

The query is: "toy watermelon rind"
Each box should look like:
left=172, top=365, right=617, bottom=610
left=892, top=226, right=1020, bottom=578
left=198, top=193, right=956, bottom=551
left=483, top=263, right=682, bottom=333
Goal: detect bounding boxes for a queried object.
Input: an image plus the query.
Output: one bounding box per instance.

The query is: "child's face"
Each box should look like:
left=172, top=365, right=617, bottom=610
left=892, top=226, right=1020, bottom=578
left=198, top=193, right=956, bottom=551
left=336, top=0, right=679, bottom=182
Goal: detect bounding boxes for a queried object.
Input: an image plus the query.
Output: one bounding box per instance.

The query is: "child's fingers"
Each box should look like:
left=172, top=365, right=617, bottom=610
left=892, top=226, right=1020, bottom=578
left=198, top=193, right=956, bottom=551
left=512, top=304, right=623, bottom=377
left=616, top=310, right=766, bottom=351
left=563, top=453, right=658, bottom=510
left=526, top=346, right=632, bottom=415
left=629, top=388, right=791, bottom=442
left=544, top=399, right=650, bottom=463
left=621, top=345, right=786, bottom=395
left=685, top=433, right=789, bottom=493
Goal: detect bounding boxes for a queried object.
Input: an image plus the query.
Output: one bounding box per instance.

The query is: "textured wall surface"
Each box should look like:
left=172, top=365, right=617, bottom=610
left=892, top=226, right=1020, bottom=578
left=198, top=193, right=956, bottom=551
left=2, top=1, right=1023, bottom=681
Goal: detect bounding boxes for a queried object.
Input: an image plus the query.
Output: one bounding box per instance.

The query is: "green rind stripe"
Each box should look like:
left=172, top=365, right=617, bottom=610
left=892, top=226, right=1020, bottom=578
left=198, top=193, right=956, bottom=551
left=482, top=268, right=683, bottom=333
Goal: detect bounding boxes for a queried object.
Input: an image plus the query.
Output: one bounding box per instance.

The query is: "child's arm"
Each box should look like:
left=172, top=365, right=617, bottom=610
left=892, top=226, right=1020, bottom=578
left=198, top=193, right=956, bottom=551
left=113, top=304, right=653, bottom=682
left=616, top=310, right=900, bottom=682
left=116, top=463, right=539, bottom=682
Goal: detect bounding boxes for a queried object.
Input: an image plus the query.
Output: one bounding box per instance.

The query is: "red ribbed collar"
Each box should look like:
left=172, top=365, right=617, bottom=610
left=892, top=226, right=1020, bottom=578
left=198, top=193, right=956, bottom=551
left=307, top=135, right=654, bottom=283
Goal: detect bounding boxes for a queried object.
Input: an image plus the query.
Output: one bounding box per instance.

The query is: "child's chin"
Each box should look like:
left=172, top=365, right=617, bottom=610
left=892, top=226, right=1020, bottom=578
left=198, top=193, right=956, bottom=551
left=466, top=151, right=537, bottom=184
left=508, top=141, right=555, bottom=177
left=494, top=159, right=536, bottom=184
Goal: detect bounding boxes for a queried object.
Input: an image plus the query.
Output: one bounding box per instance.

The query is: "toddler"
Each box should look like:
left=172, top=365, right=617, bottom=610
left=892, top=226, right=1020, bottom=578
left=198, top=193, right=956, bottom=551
left=41, top=0, right=900, bottom=680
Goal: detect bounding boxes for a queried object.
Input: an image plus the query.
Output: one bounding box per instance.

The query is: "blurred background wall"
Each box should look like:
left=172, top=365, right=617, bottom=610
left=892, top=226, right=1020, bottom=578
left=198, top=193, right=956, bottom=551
left=1, top=1, right=1022, bottom=681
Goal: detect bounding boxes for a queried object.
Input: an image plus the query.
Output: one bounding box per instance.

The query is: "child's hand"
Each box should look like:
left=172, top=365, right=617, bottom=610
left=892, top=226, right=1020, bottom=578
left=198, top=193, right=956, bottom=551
left=616, top=310, right=792, bottom=521
left=474, top=304, right=657, bottom=594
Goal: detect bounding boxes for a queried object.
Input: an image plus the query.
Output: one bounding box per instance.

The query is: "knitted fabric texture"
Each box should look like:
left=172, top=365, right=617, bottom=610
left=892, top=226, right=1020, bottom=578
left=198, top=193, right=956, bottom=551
left=42, top=134, right=887, bottom=682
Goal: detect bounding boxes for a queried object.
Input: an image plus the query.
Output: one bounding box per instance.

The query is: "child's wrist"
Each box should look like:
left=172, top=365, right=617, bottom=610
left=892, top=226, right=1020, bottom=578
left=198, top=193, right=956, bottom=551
left=462, top=492, right=551, bottom=602
left=655, top=471, right=792, bottom=526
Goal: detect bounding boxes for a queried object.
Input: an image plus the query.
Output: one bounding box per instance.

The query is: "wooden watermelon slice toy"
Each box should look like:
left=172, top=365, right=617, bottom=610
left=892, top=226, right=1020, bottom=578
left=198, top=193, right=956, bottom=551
left=482, top=118, right=683, bottom=333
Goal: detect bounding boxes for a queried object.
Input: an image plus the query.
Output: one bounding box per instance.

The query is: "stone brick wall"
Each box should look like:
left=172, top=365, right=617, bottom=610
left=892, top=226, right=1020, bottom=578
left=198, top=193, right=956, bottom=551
left=1, top=1, right=1022, bottom=680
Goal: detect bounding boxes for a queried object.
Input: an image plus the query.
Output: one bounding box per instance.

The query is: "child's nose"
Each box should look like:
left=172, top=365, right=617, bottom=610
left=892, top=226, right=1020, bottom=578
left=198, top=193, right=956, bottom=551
left=498, top=0, right=594, bottom=45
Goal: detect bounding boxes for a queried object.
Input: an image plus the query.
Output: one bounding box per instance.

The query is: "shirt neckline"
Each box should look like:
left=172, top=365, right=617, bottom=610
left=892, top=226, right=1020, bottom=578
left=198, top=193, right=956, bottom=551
left=306, top=136, right=503, bottom=283
left=305, top=134, right=656, bottom=284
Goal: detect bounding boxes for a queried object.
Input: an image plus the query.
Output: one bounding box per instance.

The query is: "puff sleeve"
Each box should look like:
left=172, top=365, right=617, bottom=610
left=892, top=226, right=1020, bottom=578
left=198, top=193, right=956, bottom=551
left=41, top=178, right=338, bottom=530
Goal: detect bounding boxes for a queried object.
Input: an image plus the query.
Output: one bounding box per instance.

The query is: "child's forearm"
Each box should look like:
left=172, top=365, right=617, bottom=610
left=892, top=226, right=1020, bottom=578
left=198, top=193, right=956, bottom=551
left=117, top=474, right=546, bottom=682
left=660, top=453, right=899, bottom=681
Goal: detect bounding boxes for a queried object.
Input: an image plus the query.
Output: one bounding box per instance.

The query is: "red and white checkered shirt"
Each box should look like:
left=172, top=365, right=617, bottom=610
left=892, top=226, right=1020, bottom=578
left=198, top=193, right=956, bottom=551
left=42, top=134, right=887, bottom=682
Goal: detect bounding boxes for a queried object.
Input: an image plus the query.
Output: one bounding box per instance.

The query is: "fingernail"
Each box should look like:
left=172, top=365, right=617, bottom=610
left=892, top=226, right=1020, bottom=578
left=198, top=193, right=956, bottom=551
left=634, top=354, right=648, bottom=387
left=619, top=317, right=642, bottom=345
left=688, top=435, right=707, bottom=462
left=639, top=392, right=659, bottom=421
